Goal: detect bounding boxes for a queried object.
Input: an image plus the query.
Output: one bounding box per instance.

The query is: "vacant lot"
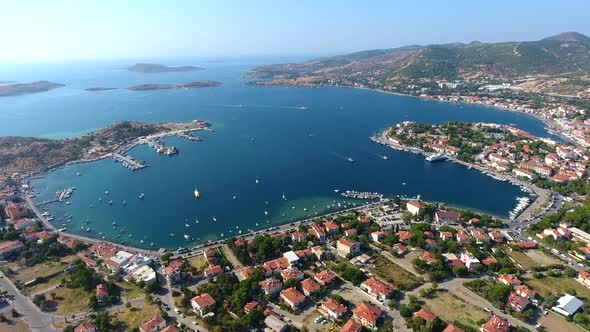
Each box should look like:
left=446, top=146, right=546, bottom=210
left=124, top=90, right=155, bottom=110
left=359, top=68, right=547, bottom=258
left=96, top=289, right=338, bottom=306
left=507, top=249, right=562, bottom=270
left=12, top=255, right=77, bottom=284
left=115, top=281, right=144, bottom=300
left=0, top=309, right=30, bottom=332
left=49, top=286, right=92, bottom=314
left=369, top=254, right=423, bottom=290
left=422, top=291, right=489, bottom=330
left=527, top=276, right=590, bottom=299
left=187, top=255, right=207, bottom=271
left=539, top=311, right=586, bottom=332
left=111, top=302, right=161, bottom=331
left=27, top=274, right=64, bottom=295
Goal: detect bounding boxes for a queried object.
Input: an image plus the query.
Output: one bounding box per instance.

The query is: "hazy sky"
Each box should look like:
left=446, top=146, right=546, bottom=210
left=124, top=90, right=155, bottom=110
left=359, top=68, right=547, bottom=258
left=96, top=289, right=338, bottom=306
left=1, top=0, right=589, bottom=62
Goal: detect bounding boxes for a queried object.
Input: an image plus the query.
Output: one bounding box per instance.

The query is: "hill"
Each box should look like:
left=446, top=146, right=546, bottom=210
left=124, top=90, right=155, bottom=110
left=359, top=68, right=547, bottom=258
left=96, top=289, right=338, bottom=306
left=248, top=32, right=590, bottom=97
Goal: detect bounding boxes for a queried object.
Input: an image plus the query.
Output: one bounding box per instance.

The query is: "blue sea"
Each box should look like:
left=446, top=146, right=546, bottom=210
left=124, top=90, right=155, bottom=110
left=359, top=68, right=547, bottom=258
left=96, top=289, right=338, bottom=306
left=0, top=57, right=557, bottom=249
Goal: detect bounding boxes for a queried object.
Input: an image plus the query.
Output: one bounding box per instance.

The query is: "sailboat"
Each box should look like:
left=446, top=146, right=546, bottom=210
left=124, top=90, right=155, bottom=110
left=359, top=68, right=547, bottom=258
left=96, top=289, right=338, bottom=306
left=194, top=188, right=200, bottom=199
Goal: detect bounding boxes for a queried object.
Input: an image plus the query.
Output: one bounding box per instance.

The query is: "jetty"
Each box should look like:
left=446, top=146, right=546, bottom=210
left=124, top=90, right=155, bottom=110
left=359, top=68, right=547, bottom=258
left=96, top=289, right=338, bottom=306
left=112, top=153, right=146, bottom=170
left=176, top=132, right=201, bottom=141
left=56, top=187, right=74, bottom=201
left=341, top=190, right=384, bottom=200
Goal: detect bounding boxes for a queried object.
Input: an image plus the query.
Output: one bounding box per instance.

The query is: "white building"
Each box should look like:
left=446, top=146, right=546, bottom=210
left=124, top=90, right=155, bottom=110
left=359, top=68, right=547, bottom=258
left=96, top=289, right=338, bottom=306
left=552, top=294, right=583, bottom=317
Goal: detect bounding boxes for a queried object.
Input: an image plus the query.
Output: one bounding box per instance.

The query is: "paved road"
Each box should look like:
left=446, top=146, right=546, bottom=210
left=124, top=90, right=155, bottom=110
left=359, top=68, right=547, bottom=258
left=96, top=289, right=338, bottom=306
left=156, top=272, right=208, bottom=332
left=0, top=273, right=60, bottom=332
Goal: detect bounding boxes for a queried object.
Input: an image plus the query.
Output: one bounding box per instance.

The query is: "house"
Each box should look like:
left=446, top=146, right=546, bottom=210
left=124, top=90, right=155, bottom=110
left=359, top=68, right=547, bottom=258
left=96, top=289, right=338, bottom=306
left=406, top=201, right=424, bottom=215
left=460, top=252, right=480, bottom=271
left=507, top=292, right=530, bottom=313
left=513, top=168, right=534, bottom=180
left=456, top=229, right=471, bottom=244
left=471, top=229, right=490, bottom=244
left=263, top=257, right=290, bottom=273
left=310, top=224, right=327, bottom=242
left=398, top=231, right=412, bottom=242
left=340, top=319, right=363, bottom=332
left=514, top=285, right=538, bottom=304
left=301, top=278, right=321, bottom=296
left=0, top=240, right=24, bottom=258
left=244, top=300, right=263, bottom=313
left=352, top=303, right=382, bottom=329
left=443, top=324, right=464, bottom=332
left=420, top=251, right=439, bottom=265
left=139, top=315, right=166, bottom=332
left=371, top=231, right=387, bottom=242
left=165, top=258, right=188, bottom=285
left=497, top=274, right=521, bottom=287
left=434, top=210, right=460, bottom=224
left=280, top=287, right=306, bottom=310
left=425, top=239, right=438, bottom=250
left=160, top=326, right=178, bottom=332
left=314, top=269, right=338, bottom=286
left=5, top=202, right=27, bottom=219
left=204, top=265, right=222, bottom=278
left=337, top=237, right=361, bottom=257
left=552, top=294, right=583, bottom=317
left=577, top=270, right=590, bottom=289
left=281, top=267, right=304, bottom=281
left=191, top=293, right=216, bottom=316
left=324, top=220, right=340, bottom=235
left=13, top=218, right=36, bottom=230
left=260, top=277, right=283, bottom=295
left=489, top=231, right=504, bottom=243
left=360, top=276, right=395, bottom=302
left=440, top=231, right=453, bottom=241
left=95, top=283, right=109, bottom=303
left=345, top=229, right=358, bottom=237
left=311, top=245, right=324, bottom=260
left=393, top=243, right=408, bottom=256
left=265, top=315, right=288, bottom=332
left=74, top=322, right=98, bottom=332
left=413, top=308, right=437, bottom=322
left=481, top=315, right=510, bottom=332
left=291, top=230, right=306, bottom=242
left=320, top=298, right=348, bottom=320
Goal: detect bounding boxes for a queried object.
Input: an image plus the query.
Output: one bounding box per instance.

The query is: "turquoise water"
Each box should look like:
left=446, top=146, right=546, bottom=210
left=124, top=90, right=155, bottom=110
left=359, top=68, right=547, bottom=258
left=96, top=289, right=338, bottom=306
left=0, top=57, right=556, bottom=249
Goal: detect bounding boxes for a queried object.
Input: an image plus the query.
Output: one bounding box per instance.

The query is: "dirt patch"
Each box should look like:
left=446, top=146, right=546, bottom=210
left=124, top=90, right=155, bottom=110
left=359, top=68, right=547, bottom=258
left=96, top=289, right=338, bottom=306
left=422, top=291, right=490, bottom=330
left=539, top=311, right=586, bottom=332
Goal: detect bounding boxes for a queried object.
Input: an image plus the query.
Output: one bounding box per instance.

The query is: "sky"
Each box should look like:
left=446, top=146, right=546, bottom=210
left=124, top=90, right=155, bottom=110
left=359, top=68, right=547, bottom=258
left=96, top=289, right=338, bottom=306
left=1, top=0, right=589, bottom=62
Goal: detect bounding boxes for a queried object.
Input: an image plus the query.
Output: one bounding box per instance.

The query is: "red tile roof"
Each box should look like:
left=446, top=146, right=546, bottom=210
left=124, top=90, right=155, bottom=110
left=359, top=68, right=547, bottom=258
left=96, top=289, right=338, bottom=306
left=280, top=287, right=306, bottom=305
left=340, top=319, right=362, bottom=332
left=482, top=315, right=510, bottom=332
left=191, top=293, right=216, bottom=309
left=301, top=278, right=321, bottom=294
left=353, top=303, right=382, bottom=324
left=443, top=324, right=465, bottom=332
left=139, top=316, right=165, bottom=332
left=414, top=308, right=437, bottom=321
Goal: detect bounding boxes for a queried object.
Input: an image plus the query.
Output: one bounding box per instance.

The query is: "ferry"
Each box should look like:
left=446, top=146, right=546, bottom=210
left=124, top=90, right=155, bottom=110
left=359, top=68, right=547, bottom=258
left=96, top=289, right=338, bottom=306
left=426, top=153, right=448, bottom=162
left=194, top=188, right=200, bottom=199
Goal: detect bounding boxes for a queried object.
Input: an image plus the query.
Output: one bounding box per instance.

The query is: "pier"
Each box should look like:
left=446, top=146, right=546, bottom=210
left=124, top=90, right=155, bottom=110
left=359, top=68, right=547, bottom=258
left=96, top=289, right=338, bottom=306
left=341, top=190, right=384, bottom=200
left=176, top=132, right=201, bottom=141
left=112, top=153, right=146, bottom=170
left=146, top=140, right=178, bottom=155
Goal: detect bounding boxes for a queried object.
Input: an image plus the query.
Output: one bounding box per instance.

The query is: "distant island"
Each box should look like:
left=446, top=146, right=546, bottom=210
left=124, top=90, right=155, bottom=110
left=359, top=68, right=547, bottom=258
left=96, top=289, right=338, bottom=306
left=0, top=81, right=65, bottom=97
left=127, top=80, right=221, bottom=91
left=0, top=80, right=16, bottom=84
left=85, top=87, right=117, bottom=91
left=0, top=120, right=210, bottom=176
left=125, top=63, right=204, bottom=73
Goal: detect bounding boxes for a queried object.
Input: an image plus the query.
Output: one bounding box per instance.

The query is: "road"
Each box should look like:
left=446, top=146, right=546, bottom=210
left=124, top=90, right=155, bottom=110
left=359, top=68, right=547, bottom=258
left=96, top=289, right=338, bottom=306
left=156, top=271, right=208, bottom=332
left=0, top=273, right=60, bottom=332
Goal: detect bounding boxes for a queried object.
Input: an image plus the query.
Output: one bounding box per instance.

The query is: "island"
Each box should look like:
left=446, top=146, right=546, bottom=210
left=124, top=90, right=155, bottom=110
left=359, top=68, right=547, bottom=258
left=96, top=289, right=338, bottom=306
left=127, top=80, right=221, bottom=90
left=125, top=63, right=203, bottom=73
left=0, top=120, right=210, bottom=176
left=0, top=81, right=65, bottom=97
left=84, top=87, right=117, bottom=91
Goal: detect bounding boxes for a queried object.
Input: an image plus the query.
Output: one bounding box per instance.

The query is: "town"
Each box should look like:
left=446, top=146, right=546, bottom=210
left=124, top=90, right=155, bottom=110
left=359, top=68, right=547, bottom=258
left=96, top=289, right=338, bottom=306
left=3, top=176, right=590, bottom=332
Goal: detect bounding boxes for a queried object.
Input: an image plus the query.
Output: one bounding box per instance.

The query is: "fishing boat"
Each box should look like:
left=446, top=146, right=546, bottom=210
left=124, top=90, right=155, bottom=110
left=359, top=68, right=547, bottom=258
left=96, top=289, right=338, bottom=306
left=122, top=201, right=127, bottom=205
left=65, top=201, right=71, bottom=205
left=297, top=106, right=309, bottom=110
left=381, top=155, right=389, bottom=160
left=185, top=223, right=190, bottom=227
left=139, top=193, right=145, bottom=199
left=282, top=193, right=286, bottom=200
left=105, top=191, right=109, bottom=195
left=108, top=200, right=113, bottom=205
left=212, top=217, right=217, bottom=222
left=347, top=157, right=355, bottom=163
left=255, top=178, right=259, bottom=184
left=194, top=188, right=200, bottom=199
left=184, top=234, right=190, bottom=240
left=76, top=172, right=81, bottom=176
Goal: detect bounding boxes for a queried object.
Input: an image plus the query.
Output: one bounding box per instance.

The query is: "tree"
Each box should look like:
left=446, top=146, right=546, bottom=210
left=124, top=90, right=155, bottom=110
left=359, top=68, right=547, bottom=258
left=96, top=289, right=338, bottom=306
left=452, top=265, right=468, bottom=277
left=145, top=280, right=160, bottom=294
left=564, top=267, right=577, bottom=278
left=283, top=278, right=298, bottom=289
left=160, top=252, right=173, bottom=262
left=402, top=212, right=413, bottom=224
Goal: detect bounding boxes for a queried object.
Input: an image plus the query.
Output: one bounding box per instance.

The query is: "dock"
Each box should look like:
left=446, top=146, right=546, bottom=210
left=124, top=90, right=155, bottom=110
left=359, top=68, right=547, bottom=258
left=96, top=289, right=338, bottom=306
left=112, top=153, right=146, bottom=170
left=176, top=132, right=201, bottom=141
left=146, top=140, right=177, bottom=155
left=341, top=190, right=384, bottom=200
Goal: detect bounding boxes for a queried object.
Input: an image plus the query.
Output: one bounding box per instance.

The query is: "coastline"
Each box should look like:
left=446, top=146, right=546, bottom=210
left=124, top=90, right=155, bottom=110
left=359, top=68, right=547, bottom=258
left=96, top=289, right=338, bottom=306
left=371, top=130, right=551, bottom=222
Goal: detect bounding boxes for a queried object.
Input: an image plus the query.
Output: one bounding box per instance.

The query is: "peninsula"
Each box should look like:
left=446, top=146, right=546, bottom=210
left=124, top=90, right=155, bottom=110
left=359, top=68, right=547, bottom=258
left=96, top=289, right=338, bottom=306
left=0, top=81, right=65, bottom=97
left=125, top=63, right=204, bottom=73
left=0, top=120, right=210, bottom=176
left=127, top=80, right=221, bottom=90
